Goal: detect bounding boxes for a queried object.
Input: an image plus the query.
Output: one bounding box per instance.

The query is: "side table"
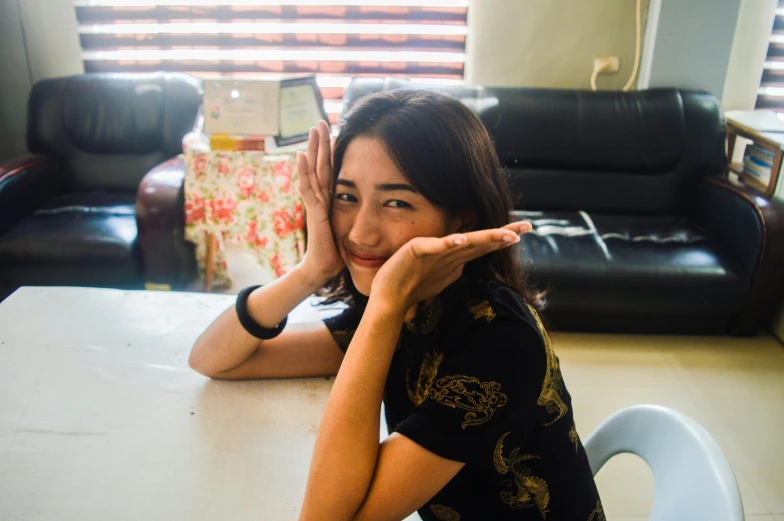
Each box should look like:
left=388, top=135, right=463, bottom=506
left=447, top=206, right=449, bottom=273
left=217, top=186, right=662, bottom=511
left=182, top=132, right=306, bottom=291
left=725, top=110, right=784, bottom=197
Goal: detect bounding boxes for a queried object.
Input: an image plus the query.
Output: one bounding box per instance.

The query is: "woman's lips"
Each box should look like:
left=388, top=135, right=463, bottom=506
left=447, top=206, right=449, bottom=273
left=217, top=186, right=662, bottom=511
left=349, top=252, right=387, bottom=269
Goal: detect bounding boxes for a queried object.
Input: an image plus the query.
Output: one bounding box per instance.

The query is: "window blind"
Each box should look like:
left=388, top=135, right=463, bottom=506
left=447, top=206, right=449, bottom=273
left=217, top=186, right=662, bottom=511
left=757, top=0, right=784, bottom=112
left=73, top=0, right=468, bottom=124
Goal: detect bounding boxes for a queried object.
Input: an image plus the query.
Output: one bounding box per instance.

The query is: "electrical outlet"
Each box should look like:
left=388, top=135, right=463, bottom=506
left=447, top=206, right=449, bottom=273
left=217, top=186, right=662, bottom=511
left=594, top=56, right=620, bottom=73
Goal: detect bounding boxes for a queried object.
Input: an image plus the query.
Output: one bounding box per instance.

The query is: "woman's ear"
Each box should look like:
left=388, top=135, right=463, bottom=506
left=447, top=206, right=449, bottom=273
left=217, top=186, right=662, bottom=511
left=454, top=211, right=478, bottom=233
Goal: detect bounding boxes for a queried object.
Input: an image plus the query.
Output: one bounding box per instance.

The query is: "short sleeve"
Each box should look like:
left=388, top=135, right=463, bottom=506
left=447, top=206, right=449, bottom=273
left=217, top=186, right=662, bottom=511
left=322, top=305, right=362, bottom=353
left=394, top=319, right=547, bottom=465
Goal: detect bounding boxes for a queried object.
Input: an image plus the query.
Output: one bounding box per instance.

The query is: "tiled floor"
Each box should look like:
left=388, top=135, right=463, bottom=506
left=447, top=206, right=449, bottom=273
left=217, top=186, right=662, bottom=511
left=557, top=331, right=784, bottom=520
left=212, top=251, right=784, bottom=520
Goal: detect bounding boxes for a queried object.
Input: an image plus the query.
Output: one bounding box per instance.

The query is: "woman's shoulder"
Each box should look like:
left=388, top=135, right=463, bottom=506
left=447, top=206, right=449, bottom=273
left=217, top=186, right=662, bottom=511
left=451, top=277, right=541, bottom=326
left=443, top=277, right=547, bottom=354
left=434, top=278, right=550, bottom=391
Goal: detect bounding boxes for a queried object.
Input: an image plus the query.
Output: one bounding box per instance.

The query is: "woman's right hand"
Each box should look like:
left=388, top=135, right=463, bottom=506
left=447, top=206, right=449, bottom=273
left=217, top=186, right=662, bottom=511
left=297, top=120, right=345, bottom=286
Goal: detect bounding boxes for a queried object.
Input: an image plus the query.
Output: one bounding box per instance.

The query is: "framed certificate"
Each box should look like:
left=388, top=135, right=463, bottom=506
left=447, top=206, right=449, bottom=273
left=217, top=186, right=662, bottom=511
left=276, top=76, right=330, bottom=147
left=203, top=79, right=280, bottom=136
left=201, top=76, right=329, bottom=143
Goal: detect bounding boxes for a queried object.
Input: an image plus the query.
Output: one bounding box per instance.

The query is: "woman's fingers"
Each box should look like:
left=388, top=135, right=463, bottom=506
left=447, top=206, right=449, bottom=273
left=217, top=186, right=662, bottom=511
left=443, top=228, right=523, bottom=263
left=411, top=226, right=523, bottom=260
left=316, top=120, right=333, bottom=195
left=456, top=221, right=531, bottom=252
left=408, top=236, right=447, bottom=259
left=297, top=151, right=316, bottom=205
left=297, top=152, right=311, bottom=198
left=502, top=220, right=533, bottom=235
left=306, top=127, right=318, bottom=177
left=304, top=127, right=326, bottom=205
left=457, top=228, right=519, bottom=247
left=409, top=231, right=507, bottom=261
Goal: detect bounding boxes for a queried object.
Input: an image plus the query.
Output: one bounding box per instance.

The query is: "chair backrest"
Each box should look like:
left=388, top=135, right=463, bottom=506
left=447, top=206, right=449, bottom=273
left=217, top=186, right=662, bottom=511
left=583, top=404, right=744, bottom=521
left=27, top=73, right=202, bottom=194
left=341, top=78, right=727, bottom=215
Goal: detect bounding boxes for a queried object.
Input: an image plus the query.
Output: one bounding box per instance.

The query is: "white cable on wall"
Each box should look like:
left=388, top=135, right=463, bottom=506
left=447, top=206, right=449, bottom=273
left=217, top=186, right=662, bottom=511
left=622, top=0, right=643, bottom=91
left=590, top=0, right=643, bottom=92
left=590, top=62, right=610, bottom=91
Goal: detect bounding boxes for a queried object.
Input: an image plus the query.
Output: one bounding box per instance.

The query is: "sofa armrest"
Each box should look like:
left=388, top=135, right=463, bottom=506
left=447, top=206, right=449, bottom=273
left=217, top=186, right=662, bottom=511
left=0, top=155, right=64, bottom=237
left=136, top=155, right=196, bottom=290
left=692, top=176, right=784, bottom=333
left=692, top=177, right=765, bottom=278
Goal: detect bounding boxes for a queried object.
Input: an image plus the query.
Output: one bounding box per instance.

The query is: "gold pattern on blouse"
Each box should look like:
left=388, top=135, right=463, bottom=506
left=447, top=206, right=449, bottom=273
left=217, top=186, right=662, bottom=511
left=467, top=299, right=496, bottom=323
left=429, top=375, right=509, bottom=428
left=494, top=432, right=551, bottom=518
left=331, top=329, right=355, bottom=351
left=408, top=351, right=445, bottom=406
left=407, top=351, right=508, bottom=427
left=569, top=424, right=579, bottom=453
left=405, top=296, right=443, bottom=334
left=429, top=504, right=461, bottom=521
left=525, top=303, right=568, bottom=426
left=587, top=500, right=606, bottom=521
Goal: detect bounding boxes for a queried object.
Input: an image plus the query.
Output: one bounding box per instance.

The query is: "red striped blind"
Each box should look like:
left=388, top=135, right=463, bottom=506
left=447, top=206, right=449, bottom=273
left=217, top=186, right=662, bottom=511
left=74, top=1, right=468, bottom=124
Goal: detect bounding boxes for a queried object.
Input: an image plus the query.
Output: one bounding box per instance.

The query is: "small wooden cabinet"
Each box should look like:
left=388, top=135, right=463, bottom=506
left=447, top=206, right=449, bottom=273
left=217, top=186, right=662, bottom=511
left=725, top=110, right=784, bottom=198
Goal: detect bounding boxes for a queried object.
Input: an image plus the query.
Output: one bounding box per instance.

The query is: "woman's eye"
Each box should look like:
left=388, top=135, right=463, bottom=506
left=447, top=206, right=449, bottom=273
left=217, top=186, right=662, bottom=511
left=335, top=193, right=357, bottom=202
left=385, top=200, right=412, bottom=209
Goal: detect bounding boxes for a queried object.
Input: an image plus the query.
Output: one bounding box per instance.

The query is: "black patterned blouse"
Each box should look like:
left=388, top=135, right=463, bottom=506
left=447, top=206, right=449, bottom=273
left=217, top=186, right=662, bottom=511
left=323, top=277, right=604, bottom=521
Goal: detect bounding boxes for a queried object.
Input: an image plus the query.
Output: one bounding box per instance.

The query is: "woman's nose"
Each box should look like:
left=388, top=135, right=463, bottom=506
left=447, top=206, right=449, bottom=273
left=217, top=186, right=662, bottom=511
left=347, top=203, right=381, bottom=246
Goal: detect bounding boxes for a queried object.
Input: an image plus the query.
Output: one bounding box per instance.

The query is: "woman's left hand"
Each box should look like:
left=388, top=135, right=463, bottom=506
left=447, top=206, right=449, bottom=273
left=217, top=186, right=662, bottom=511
left=370, top=221, right=533, bottom=313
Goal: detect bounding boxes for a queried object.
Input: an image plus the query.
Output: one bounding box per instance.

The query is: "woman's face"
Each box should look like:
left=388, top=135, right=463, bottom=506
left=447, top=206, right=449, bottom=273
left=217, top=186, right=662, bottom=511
left=331, top=136, right=460, bottom=296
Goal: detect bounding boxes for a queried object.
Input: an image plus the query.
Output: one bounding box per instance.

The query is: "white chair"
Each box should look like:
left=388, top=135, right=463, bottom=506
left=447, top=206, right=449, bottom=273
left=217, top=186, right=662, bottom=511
left=584, top=404, right=744, bottom=521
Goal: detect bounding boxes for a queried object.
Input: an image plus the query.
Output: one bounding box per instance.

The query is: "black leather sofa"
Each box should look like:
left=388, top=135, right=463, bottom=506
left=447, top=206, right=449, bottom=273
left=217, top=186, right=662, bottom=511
left=0, top=73, right=202, bottom=302
left=135, top=77, right=783, bottom=335
left=340, top=78, right=784, bottom=335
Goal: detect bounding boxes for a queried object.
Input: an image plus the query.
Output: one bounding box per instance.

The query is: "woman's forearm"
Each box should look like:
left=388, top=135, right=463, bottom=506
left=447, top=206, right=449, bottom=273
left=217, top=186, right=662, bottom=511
left=189, top=263, right=325, bottom=376
left=299, top=296, right=406, bottom=521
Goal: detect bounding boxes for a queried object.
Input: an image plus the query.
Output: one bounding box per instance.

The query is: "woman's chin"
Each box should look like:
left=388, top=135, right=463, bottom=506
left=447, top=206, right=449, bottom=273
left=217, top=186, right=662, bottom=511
left=353, top=279, right=372, bottom=297
left=347, top=269, right=374, bottom=297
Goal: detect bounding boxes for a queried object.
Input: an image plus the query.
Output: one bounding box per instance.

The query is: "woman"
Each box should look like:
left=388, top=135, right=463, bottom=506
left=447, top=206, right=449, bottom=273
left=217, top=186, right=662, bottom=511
left=189, top=90, right=603, bottom=521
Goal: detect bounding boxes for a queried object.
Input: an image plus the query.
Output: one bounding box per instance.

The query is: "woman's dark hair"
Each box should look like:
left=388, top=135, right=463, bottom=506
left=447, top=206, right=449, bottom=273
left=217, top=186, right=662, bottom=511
left=319, top=89, right=544, bottom=310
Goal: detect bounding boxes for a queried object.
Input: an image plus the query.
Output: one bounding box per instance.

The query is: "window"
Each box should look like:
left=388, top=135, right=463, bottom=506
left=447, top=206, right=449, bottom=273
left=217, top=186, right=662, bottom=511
left=757, top=0, right=784, bottom=113
left=73, top=0, right=468, bottom=123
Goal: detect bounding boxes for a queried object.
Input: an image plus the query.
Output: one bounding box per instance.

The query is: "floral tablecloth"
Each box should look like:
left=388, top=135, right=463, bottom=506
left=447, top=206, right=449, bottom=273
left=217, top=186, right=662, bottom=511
left=182, top=132, right=306, bottom=289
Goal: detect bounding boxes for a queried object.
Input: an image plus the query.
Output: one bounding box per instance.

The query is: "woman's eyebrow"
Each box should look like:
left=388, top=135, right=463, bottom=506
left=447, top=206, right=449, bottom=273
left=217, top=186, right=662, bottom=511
left=335, top=179, right=356, bottom=188
left=335, top=179, right=418, bottom=194
left=375, top=183, right=418, bottom=194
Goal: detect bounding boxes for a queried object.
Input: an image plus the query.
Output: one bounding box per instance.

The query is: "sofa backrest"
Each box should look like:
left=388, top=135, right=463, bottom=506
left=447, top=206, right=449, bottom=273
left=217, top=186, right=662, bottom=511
left=27, top=73, right=202, bottom=194
left=341, top=78, right=727, bottom=215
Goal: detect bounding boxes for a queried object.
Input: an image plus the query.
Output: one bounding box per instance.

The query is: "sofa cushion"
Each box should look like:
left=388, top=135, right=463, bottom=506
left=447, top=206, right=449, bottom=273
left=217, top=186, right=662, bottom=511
left=27, top=73, right=202, bottom=193
left=0, top=193, right=141, bottom=271
left=341, top=79, right=727, bottom=215
left=515, top=210, right=749, bottom=321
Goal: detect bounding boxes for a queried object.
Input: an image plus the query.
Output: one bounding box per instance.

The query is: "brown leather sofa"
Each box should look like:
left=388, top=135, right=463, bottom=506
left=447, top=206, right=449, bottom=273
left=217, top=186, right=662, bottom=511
left=0, top=73, right=202, bottom=302
left=339, top=79, right=784, bottom=335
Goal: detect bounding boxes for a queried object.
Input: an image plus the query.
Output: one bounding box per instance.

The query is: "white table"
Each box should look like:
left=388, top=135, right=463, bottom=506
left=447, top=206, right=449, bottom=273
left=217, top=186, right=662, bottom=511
left=0, top=286, right=349, bottom=521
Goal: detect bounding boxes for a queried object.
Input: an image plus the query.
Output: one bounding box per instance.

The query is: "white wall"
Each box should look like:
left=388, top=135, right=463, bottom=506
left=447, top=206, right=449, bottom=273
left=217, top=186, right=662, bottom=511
left=465, top=0, right=649, bottom=90
left=20, top=0, right=84, bottom=83
left=0, top=0, right=33, bottom=161
left=640, top=0, right=742, bottom=99
left=466, top=0, right=743, bottom=99
left=0, top=0, right=83, bottom=161
left=722, top=0, right=777, bottom=110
